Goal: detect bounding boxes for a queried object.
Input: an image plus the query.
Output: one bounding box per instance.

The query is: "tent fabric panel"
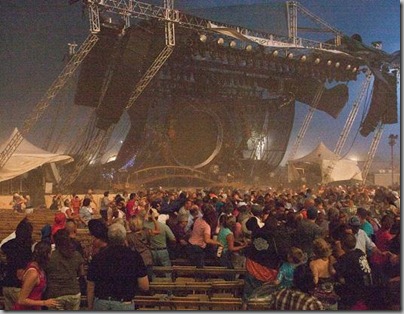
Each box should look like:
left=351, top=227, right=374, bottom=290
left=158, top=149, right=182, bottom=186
left=0, top=128, right=73, bottom=182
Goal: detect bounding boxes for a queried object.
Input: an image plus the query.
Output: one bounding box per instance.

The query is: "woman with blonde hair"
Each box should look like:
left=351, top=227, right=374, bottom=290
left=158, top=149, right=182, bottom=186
left=127, top=215, right=158, bottom=281
left=310, top=238, right=339, bottom=310
left=309, top=238, right=336, bottom=285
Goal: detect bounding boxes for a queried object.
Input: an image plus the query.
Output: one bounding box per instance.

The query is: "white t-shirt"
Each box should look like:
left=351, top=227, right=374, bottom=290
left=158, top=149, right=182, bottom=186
left=60, top=206, right=70, bottom=217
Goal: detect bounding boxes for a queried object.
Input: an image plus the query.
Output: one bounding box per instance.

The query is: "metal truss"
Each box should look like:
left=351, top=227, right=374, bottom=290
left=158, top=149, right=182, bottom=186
left=321, top=69, right=373, bottom=183
left=286, top=1, right=298, bottom=44
left=125, top=45, right=174, bottom=109
left=288, top=82, right=324, bottom=161
left=334, top=69, right=373, bottom=155
left=125, top=0, right=175, bottom=109
left=0, top=33, right=99, bottom=169
left=361, top=122, right=384, bottom=185
left=94, top=0, right=338, bottom=50
left=291, top=1, right=343, bottom=46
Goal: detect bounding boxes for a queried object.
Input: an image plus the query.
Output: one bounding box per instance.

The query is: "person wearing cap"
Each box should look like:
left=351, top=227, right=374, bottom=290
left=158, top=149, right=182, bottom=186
left=86, top=223, right=149, bottom=310
left=144, top=208, right=176, bottom=274
left=51, top=212, right=67, bottom=243
left=245, top=204, right=265, bottom=238
left=348, top=215, right=387, bottom=257
left=88, top=219, right=108, bottom=258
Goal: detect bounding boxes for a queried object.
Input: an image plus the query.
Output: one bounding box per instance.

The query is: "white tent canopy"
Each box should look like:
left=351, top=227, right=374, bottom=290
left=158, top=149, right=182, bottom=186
left=288, top=142, right=362, bottom=183
left=0, top=128, right=73, bottom=182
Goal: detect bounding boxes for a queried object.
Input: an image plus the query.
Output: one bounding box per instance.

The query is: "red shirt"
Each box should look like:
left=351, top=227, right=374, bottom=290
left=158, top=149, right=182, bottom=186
left=71, top=197, right=81, bottom=210
left=371, top=229, right=393, bottom=265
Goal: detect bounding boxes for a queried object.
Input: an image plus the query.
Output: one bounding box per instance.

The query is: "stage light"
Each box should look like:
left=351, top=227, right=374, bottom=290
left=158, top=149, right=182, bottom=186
left=314, top=58, right=321, bottom=64
left=245, top=44, right=253, bottom=52
left=300, top=55, right=307, bottom=62
left=346, top=64, right=351, bottom=70
left=335, top=62, right=340, bottom=68
left=352, top=67, right=357, bottom=72
left=217, top=38, right=224, bottom=45
left=199, top=34, right=207, bottom=43
left=327, top=60, right=332, bottom=66
left=230, top=40, right=237, bottom=48
left=272, top=50, right=279, bottom=57
left=287, top=52, right=294, bottom=59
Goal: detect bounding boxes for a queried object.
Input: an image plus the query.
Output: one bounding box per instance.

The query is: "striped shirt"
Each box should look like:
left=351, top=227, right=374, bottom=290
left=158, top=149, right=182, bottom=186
left=267, top=288, right=325, bottom=310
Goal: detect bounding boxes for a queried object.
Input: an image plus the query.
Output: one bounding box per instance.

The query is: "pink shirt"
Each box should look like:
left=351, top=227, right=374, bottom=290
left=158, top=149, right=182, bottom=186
left=188, top=218, right=211, bottom=249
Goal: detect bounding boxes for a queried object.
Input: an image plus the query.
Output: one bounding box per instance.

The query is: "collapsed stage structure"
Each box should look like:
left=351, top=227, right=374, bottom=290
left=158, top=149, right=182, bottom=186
left=0, top=0, right=399, bottom=195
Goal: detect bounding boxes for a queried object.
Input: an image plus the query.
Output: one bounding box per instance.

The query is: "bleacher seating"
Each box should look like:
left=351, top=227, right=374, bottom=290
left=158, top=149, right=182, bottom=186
left=0, top=208, right=250, bottom=310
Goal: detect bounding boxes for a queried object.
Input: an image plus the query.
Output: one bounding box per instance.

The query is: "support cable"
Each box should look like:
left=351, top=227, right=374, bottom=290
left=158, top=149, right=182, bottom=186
left=0, top=33, right=99, bottom=168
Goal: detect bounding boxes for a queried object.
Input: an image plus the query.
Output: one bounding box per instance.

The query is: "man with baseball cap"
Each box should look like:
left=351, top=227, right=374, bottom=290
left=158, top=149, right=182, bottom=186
left=348, top=216, right=388, bottom=257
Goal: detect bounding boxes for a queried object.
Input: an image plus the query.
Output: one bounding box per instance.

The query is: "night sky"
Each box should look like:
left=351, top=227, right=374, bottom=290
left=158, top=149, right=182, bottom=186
left=0, top=0, right=400, bottom=166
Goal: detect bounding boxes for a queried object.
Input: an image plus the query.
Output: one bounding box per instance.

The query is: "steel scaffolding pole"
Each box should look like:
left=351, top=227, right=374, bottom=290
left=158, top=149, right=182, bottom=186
left=361, top=122, right=384, bottom=185
left=334, top=69, right=373, bottom=155
left=125, top=0, right=175, bottom=109
left=288, top=82, right=324, bottom=161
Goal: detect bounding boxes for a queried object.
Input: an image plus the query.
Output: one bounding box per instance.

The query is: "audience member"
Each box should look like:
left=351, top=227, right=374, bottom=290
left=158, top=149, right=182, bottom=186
left=13, top=241, right=59, bottom=310
left=86, top=223, right=149, bottom=310
left=266, top=263, right=324, bottom=310
left=334, top=233, right=373, bottom=310
left=274, top=246, right=305, bottom=288
left=1, top=218, right=34, bottom=310
left=45, top=229, right=85, bottom=310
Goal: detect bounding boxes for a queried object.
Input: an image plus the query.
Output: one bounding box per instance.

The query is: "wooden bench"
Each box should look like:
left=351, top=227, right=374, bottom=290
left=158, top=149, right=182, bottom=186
left=149, top=280, right=244, bottom=298
left=152, top=265, right=247, bottom=282
left=133, top=295, right=243, bottom=310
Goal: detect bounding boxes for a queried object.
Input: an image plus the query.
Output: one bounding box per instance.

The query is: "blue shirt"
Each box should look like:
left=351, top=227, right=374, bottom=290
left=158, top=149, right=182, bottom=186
left=276, top=262, right=296, bottom=288
left=360, top=221, right=374, bottom=238
left=217, top=227, right=232, bottom=253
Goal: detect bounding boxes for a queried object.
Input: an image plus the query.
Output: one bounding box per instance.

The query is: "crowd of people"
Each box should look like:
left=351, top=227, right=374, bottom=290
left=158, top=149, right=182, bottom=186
left=0, top=184, right=400, bottom=310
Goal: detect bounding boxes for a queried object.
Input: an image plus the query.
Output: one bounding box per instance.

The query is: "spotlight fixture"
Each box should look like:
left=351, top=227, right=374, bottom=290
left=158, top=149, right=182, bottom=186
left=300, top=55, right=307, bottom=62
left=272, top=50, right=279, bottom=57
left=199, top=34, right=207, bottom=43
left=346, top=64, right=351, bottom=70
left=245, top=44, right=253, bottom=52
left=217, top=38, right=224, bottom=45
left=230, top=40, right=237, bottom=48
left=335, top=62, right=340, bottom=68
left=314, top=58, right=321, bottom=64
left=287, top=52, right=294, bottom=59
left=352, top=67, right=357, bottom=72
left=327, top=60, right=332, bottom=66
